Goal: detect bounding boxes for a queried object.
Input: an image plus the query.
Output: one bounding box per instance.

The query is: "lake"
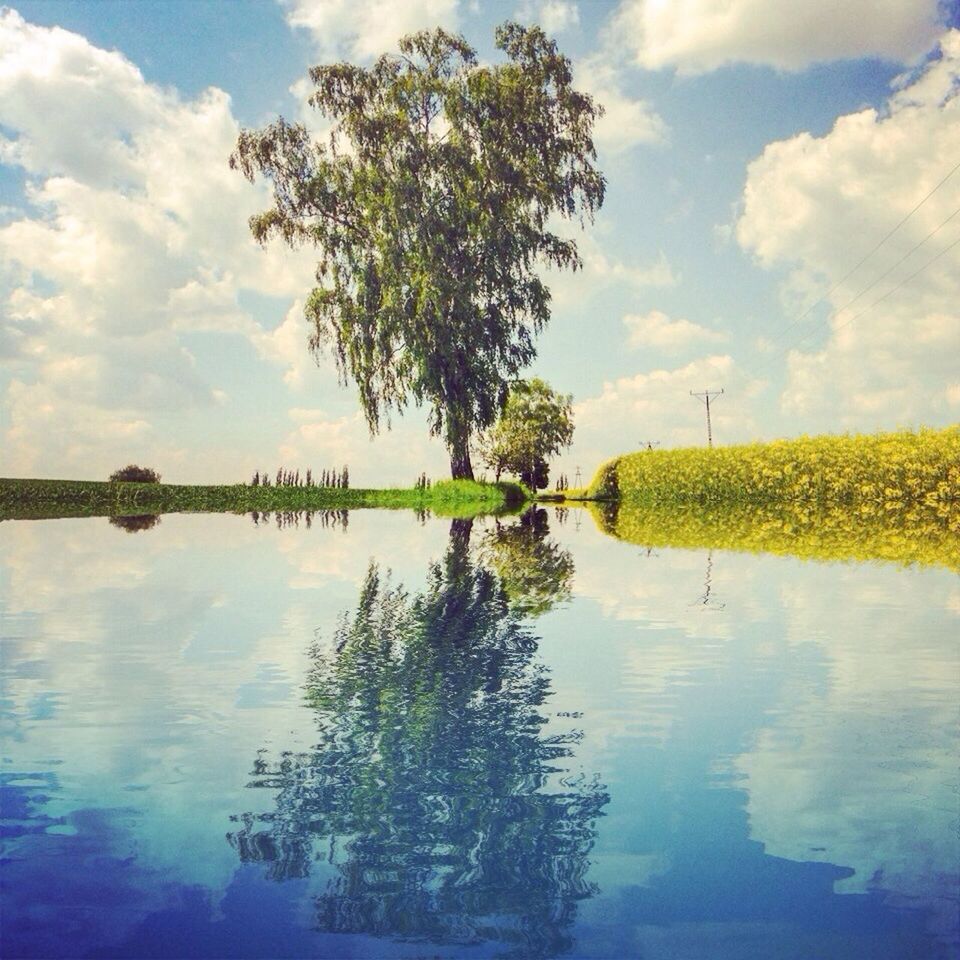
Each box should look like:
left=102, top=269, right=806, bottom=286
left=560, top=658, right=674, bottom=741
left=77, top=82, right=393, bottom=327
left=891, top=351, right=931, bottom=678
left=1, top=506, right=957, bottom=959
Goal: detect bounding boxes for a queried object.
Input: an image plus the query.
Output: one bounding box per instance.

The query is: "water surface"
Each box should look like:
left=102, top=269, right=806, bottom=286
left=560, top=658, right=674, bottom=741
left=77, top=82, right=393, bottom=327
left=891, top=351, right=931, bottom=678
left=1, top=507, right=957, bottom=958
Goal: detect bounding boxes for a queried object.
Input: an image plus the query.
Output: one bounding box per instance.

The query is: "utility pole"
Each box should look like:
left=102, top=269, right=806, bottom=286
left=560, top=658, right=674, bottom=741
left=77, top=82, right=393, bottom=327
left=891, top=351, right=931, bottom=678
left=574, top=466, right=582, bottom=487
left=690, top=388, right=724, bottom=448
left=639, top=440, right=660, bottom=451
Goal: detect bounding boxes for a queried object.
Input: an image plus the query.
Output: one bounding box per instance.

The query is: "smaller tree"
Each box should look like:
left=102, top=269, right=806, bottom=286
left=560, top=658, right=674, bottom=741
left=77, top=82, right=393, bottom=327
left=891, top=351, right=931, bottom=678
left=478, top=378, right=573, bottom=490
left=109, top=465, right=161, bottom=483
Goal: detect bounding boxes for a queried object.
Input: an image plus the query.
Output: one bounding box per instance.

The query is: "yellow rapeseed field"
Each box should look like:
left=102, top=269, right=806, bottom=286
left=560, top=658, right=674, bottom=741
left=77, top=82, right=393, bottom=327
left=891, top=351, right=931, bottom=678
left=587, top=427, right=959, bottom=520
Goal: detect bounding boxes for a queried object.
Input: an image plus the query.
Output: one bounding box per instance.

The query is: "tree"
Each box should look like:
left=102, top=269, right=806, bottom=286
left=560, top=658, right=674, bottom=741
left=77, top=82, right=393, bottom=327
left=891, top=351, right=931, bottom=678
left=108, top=465, right=161, bottom=483
left=231, top=24, right=604, bottom=479
left=477, top=377, right=573, bottom=490
left=108, top=514, right=161, bottom=533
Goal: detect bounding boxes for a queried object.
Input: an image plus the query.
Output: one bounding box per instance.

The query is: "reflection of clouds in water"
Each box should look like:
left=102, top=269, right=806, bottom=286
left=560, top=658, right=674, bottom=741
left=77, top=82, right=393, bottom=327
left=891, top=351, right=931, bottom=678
left=0, top=511, right=454, bottom=899
left=543, top=506, right=959, bottom=949
left=273, top=507, right=467, bottom=588
left=2, top=506, right=956, bottom=955
left=569, top=531, right=772, bottom=639
left=737, top=564, right=959, bottom=938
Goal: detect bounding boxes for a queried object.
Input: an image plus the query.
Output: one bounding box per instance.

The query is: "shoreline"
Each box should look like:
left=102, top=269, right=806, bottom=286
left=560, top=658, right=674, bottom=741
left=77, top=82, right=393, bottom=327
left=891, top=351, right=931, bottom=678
left=0, top=477, right=529, bottom=522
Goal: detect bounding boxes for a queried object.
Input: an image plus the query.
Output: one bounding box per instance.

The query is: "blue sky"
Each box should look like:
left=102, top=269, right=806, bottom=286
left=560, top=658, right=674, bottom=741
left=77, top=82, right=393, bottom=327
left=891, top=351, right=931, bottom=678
left=1, top=0, right=958, bottom=484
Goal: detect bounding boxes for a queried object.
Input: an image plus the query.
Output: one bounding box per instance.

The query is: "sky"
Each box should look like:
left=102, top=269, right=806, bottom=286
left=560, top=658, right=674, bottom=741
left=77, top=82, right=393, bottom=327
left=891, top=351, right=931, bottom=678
left=1, top=0, right=958, bottom=485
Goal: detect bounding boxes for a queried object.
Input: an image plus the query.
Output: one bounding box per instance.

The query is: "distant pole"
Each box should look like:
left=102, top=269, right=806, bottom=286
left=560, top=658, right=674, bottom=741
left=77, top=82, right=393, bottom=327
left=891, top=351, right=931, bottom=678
left=574, top=466, right=582, bottom=487
left=639, top=440, right=660, bottom=451
left=689, top=388, right=724, bottom=448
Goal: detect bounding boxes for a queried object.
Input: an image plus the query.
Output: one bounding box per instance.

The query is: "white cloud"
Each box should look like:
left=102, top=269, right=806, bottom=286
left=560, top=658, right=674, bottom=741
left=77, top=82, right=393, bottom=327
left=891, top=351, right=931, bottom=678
left=546, top=235, right=679, bottom=311
left=278, top=407, right=448, bottom=485
left=589, top=246, right=677, bottom=288
left=576, top=54, right=668, bottom=153
left=0, top=9, right=318, bottom=480
left=610, top=0, right=944, bottom=74
left=515, top=0, right=580, bottom=35
left=735, top=30, right=960, bottom=430
left=248, top=300, right=324, bottom=389
left=280, top=0, right=459, bottom=60
left=624, top=309, right=727, bottom=352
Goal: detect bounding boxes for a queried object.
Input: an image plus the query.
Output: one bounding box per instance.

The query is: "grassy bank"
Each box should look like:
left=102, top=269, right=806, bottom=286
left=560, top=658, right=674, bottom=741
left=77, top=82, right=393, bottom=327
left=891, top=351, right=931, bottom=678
left=578, top=427, right=959, bottom=517
left=587, top=498, right=960, bottom=572
left=0, top=477, right=528, bottom=522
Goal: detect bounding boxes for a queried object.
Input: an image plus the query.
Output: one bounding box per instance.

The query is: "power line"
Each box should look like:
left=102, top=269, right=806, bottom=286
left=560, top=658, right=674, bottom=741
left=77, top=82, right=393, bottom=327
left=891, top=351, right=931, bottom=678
left=698, top=158, right=960, bottom=429
left=821, top=230, right=960, bottom=341
left=823, top=202, right=960, bottom=322
left=754, top=216, right=960, bottom=371
left=725, top=187, right=960, bottom=396
left=760, top=156, right=960, bottom=350
left=726, top=230, right=960, bottom=399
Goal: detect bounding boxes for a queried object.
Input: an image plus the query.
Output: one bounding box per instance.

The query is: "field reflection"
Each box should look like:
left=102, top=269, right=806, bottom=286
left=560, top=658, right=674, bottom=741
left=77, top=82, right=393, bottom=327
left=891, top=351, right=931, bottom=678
left=589, top=498, right=960, bottom=570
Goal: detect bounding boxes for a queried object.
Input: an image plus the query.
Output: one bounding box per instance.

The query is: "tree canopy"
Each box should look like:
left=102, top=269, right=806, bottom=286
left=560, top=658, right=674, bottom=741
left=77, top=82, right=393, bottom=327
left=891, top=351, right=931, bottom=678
left=230, top=23, right=604, bottom=478
left=477, top=377, right=574, bottom=489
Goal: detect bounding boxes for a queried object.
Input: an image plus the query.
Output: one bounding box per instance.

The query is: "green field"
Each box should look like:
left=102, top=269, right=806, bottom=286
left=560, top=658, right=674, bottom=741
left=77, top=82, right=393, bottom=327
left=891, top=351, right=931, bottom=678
left=0, top=477, right=528, bottom=521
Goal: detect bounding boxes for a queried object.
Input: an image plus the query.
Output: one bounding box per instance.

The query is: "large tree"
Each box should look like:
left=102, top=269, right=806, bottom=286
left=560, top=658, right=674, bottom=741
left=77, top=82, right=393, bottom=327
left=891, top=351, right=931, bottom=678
left=231, top=23, right=604, bottom=478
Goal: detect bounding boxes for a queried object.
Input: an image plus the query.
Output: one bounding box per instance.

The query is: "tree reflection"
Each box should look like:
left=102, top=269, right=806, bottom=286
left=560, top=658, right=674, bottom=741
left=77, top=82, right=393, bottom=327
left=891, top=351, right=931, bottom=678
left=107, top=513, right=161, bottom=533
left=478, top=507, right=574, bottom=615
left=229, top=518, right=606, bottom=958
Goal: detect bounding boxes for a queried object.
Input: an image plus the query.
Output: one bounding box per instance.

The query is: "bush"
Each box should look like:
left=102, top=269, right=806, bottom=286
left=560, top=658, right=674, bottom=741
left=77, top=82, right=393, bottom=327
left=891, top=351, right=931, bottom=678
left=108, top=514, right=162, bottom=533
left=109, top=465, right=162, bottom=483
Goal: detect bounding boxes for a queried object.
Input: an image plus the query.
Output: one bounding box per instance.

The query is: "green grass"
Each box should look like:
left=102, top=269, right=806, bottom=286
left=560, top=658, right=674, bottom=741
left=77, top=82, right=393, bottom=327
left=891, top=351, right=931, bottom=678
left=0, top=477, right=529, bottom=521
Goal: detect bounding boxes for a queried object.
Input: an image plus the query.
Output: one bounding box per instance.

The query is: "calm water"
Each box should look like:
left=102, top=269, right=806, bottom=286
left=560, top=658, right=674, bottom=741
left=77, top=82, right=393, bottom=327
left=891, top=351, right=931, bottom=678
left=1, top=508, right=957, bottom=959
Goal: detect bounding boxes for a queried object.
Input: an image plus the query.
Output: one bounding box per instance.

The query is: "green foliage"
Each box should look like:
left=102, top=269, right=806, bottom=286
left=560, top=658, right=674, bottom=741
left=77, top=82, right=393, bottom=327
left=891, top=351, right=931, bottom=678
left=478, top=377, right=574, bottom=490
left=576, top=427, right=960, bottom=571
left=231, top=23, right=603, bottom=478
left=108, top=464, right=161, bottom=483
left=586, top=427, right=960, bottom=516
left=107, top=514, right=161, bottom=534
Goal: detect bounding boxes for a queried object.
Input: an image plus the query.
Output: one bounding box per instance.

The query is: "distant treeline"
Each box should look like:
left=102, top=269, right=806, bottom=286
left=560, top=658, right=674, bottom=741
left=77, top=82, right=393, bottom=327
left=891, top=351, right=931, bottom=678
left=252, top=466, right=349, bottom=488
left=251, top=508, right=349, bottom=531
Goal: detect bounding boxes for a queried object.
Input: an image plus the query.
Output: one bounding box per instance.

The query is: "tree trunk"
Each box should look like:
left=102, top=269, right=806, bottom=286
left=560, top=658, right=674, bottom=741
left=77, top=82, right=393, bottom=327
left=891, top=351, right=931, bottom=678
left=448, top=431, right=475, bottom=480
left=448, top=517, right=474, bottom=551
left=446, top=517, right=474, bottom=583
